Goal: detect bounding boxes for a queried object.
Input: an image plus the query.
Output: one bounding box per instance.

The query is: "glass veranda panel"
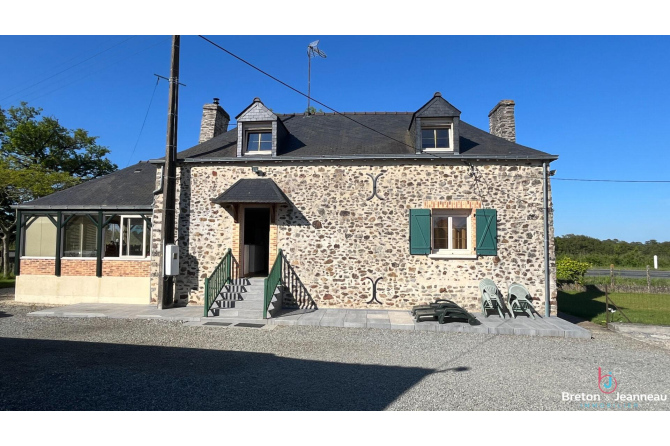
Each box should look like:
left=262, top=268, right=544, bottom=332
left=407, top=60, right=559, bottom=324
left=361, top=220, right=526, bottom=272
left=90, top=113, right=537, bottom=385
left=24, top=216, right=57, bottom=257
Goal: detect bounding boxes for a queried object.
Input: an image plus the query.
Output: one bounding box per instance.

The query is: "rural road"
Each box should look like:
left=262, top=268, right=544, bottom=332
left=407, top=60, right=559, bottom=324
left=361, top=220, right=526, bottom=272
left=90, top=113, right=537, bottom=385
left=586, top=269, right=670, bottom=278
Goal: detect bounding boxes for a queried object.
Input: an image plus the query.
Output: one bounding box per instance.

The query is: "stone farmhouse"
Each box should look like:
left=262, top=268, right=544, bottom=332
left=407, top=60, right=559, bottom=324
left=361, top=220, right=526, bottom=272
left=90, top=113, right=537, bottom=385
left=13, top=92, right=558, bottom=318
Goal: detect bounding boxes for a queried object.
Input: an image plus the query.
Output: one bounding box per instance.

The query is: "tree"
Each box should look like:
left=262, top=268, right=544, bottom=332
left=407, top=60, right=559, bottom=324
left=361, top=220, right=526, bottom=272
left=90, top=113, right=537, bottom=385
left=0, top=102, right=117, bottom=276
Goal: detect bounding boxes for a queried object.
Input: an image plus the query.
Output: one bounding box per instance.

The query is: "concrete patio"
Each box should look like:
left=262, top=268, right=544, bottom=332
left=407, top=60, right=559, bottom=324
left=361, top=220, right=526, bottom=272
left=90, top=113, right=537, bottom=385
left=27, top=303, right=591, bottom=339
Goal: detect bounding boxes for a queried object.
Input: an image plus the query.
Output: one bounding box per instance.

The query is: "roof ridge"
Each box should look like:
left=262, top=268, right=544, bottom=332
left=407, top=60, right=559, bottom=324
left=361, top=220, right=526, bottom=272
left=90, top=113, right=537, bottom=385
left=278, top=112, right=414, bottom=116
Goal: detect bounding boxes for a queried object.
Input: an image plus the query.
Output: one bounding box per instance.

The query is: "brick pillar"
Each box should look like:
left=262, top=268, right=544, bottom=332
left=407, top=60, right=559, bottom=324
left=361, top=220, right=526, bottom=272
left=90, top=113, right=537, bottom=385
left=269, top=223, right=278, bottom=272
left=232, top=221, right=240, bottom=265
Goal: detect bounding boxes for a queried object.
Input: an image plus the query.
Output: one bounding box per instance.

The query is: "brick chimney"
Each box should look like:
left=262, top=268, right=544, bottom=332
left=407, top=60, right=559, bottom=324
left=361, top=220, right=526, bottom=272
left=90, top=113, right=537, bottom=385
left=199, top=98, right=230, bottom=143
left=488, top=100, right=516, bottom=142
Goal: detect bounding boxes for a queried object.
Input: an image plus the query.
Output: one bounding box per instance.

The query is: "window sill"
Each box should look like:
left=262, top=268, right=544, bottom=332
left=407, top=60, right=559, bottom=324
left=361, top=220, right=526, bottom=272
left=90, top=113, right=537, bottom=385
left=428, top=253, right=477, bottom=260
left=103, top=257, right=151, bottom=261
left=422, top=148, right=453, bottom=153
left=244, top=151, right=272, bottom=156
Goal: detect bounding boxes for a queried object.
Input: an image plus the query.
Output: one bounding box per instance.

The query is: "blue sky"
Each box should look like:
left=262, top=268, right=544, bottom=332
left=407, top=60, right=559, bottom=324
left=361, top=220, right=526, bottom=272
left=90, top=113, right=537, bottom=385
left=1, top=35, right=669, bottom=242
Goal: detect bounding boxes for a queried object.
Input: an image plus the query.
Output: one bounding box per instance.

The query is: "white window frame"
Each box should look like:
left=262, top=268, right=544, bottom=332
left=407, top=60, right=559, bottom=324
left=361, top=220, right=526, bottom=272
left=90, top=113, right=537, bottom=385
left=421, top=119, right=453, bottom=152
left=244, top=129, right=272, bottom=155
left=119, top=215, right=148, bottom=258
left=429, top=209, right=474, bottom=259
left=62, top=215, right=98, bottom=259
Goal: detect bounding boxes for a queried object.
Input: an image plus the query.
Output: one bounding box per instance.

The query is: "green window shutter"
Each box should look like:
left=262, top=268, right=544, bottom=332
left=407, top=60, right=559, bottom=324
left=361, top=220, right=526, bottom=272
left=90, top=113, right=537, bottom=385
left=409, top=209, right=431, bottom=255
left=476, top=209, right=497, bottom=256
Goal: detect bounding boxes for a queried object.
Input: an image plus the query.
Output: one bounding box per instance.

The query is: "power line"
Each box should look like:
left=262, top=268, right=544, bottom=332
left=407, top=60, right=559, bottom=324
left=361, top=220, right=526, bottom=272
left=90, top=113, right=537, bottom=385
left=197, top=35, right=417, bottom=152
left=1, top=36, right=136, bottom=103
left=126, top=77, right=161, bottom=167
left=24, top=37, right=171, bottom=103
left=200, top=36, right=669, bottom=187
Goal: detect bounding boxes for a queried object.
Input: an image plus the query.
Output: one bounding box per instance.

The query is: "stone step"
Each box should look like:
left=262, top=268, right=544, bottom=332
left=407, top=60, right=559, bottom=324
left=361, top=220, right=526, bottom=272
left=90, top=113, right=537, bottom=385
left=217, top=295, right=264, bottom=302
left=212, top=300, right=264, bottom=310
left=221, top=285, right=247, bottom=293
left=208, top=308, right=263, bottom=318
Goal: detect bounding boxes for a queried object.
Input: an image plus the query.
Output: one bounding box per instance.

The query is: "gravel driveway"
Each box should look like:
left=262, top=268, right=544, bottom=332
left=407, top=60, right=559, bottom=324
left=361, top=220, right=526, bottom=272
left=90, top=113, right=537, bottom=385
left=1, top=299, right=669, bottom=411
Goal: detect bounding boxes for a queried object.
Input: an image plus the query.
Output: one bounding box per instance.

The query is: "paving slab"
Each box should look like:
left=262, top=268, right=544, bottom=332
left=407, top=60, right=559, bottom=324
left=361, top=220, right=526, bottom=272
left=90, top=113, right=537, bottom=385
left=366, top=322, right=391, bottom=330
left=320, top=317, right=346, bottom=327
left=498, top=318, right=538, bottom=336
left=390, top=324, right=416, bottom=331
left=24, top=302, right=590, bottom=339
left=544, top=317, right=592, bottom=339
left=436, top=322, right=464, bottom=333
left=415, top=322, right=438, bottom=332
left=343, top=321, right=367, bottom=328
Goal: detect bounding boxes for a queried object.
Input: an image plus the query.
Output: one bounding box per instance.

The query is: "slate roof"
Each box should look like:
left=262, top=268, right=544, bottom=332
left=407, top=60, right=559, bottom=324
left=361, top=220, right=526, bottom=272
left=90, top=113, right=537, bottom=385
left=178, top=112, right=555, bottom=160
left=211, top=179, right=289, bottom=204
left=16, top=97, right=557, bottom=210
left=15, top=162, right=157, bottom=210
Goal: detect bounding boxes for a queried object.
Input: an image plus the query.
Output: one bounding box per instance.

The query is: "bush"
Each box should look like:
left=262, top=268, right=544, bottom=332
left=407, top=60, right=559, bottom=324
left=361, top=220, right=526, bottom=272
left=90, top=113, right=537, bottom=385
left=557, top=257, right=590, bottom=285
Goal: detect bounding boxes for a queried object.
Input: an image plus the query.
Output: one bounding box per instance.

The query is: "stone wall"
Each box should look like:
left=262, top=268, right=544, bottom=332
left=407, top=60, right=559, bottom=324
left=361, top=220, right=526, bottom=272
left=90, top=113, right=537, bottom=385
left=199, top=102, right=229, bottom=144
left=151, top=160, right=557, bottom=313
left=488, top=100, right=516, bottom=142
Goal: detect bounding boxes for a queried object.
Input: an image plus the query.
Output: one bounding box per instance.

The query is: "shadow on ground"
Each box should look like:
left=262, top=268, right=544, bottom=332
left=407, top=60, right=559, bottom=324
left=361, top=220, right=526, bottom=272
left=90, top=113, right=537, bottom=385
left=557, top=285, right=606, bottom=322
left=0, top=337, right=433, bottom=410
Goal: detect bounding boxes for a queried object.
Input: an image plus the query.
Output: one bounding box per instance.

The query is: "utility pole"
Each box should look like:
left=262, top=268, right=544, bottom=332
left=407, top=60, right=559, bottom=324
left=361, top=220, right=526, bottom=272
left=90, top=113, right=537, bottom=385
left=158, top=35, right=180, bottom=309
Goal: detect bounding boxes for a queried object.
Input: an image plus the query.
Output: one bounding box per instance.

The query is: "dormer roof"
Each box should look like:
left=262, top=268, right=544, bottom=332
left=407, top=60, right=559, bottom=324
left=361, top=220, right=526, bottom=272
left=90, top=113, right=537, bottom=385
left=235, top=97, right=277, bottom=121
left=409, top=92, right=461, bottom=130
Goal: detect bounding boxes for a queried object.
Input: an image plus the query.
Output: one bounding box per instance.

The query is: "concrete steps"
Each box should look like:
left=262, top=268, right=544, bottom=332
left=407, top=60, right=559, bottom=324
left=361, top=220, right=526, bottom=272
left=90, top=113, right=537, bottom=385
left=207, top=277, right=266, bottom=319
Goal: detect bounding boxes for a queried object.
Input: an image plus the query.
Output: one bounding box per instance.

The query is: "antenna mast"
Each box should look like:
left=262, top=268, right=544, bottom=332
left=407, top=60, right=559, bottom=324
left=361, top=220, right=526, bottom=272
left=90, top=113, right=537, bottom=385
left=307, top=40, right=327, bottom=114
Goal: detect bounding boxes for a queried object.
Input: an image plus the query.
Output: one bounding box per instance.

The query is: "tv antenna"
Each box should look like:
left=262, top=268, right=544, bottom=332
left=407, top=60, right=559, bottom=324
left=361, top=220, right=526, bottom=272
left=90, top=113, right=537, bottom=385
left=307, top=40, right=327, bottom=114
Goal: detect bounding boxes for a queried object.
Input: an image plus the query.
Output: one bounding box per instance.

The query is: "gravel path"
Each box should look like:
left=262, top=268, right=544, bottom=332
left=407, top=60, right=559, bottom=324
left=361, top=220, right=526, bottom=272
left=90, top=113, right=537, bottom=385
left=1, top=300, right=669, bottom=411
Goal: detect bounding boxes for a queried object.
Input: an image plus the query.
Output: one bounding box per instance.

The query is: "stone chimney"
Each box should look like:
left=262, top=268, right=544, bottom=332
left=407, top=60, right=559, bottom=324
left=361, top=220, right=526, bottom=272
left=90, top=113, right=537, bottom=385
left=488, top=100, right=516, bottom=142
left=199, top=98, right=230, bottom=143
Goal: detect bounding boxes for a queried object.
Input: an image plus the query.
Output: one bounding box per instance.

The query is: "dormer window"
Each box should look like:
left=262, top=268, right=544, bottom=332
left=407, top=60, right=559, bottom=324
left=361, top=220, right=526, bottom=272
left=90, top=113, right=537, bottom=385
left=236, top=98, right=285, bottom=157
left=421, top=126, right=450, bottom=150
left=410, top=92, right=461, bottom=154
left=420, top=119, right=453, bottom=152
left=246, top=131, right=272, bottom=153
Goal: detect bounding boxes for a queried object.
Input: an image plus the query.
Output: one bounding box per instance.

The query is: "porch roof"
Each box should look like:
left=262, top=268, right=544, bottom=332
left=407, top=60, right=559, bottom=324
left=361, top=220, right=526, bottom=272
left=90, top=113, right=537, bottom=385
left=210, top=178, right=289, bottom=205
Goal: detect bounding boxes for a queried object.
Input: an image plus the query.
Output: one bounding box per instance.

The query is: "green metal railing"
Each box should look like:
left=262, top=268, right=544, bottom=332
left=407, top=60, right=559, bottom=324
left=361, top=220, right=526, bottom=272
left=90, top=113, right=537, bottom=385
left=204, top=248, right=232, bottom=317
left=264, top=249, right=283, bottom=319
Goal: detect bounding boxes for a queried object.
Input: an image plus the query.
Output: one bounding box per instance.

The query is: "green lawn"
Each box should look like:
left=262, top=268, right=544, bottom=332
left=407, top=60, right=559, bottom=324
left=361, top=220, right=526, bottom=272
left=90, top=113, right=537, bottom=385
left=0, top=277, right=15, bottom=289
left=558, top=286, right=670, bottom=326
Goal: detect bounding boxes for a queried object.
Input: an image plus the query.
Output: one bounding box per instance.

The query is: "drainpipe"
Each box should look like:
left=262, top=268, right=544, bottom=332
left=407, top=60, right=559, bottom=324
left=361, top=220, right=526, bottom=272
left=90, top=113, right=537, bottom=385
left=543, top=161, right=551, bottom=317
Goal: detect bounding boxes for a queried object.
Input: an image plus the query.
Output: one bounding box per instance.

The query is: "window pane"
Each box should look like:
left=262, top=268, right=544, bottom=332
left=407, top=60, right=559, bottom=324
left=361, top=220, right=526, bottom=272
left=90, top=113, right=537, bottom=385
left=452, top=216, right=468, bottom=250
left=260, top=132, right=272, bottom=142
left=24, top=216, right=57, bottom=257
left=63, top=215, right=98, bottom=257
left=145, top=223, right=151, bottom=257
left=435, top=129, right=450, bottom=148
left=421, top=129, right=435, bottom=149
left=259, top=140, right=272, bottom=151
left=247, top=133, right=260, bottom=151
left=433, top=216, right=449, bottom=250
left=122, top=218, right=145, bottom=256
left=104, top=215, right=121, bottom=257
